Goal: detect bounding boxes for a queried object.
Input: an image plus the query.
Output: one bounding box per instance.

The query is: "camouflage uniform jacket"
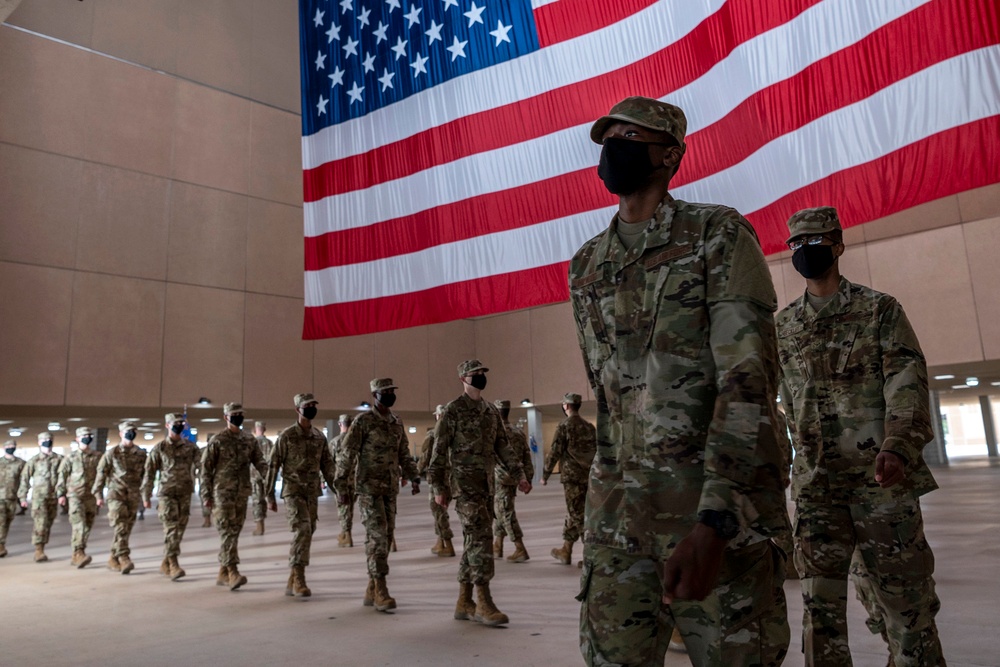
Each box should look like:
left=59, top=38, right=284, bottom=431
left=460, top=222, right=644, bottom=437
left=0, top=456, right=26, bottom=502
left=57, top=449, right=101, bottom=499
left=19, top=453, right=64, bottom=502
left=92, top=445, right=147, bottom=502
left=266, top=422, right=333, bottom=500
left=201, top=429, right=265, bottom=504
left=543, top=414, right=597, bottom=485
left=428, top=393, right=525, bottom=499
left=496, top=423, right=534, bottom=487
left=251, top=436, right=272, bottom=483
left=776, top=276, right=938, bottom=504
left=328, top=432, right=355, bottom=488
left=417, top=430, right=447, bottom=490
left=141, top=438, right=200, bottom=503
left=569, top=199, right=790, bottom=557
left=335, top=408, right=418, bottom=497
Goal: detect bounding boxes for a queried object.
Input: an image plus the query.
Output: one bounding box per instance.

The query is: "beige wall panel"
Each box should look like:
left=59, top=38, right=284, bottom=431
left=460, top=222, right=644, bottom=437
left=427, top=320, right=476, bottom=409
left=861, top=196, right=962, bottom=242
left=246, top=199, right=304, bottom=298
left=0, top=262, right=73, bottom=404
left=958, top=183, right=1000, bottom=223
left=0, top=28, right=91, bottom=158
left=249, top=103, right=302, bottom=206
left=250, top=0, right=301, bottom=113
left=76, top=164, right=170, bottom=281
left=838, top=244, right=872, bottom=289
left=172, top=81, right=251, bottom=194
left=313, top=334, right=375, bottom=410
left=161, top=283, right=245, bottom=408
left=0, top=144, right=83, bottom=268
left=167, top=183, right=247, bottom=290
left=7, top=0, right=95, bottom=47
left=867, top=228, right=982, bottom=366
left=768, top=262, right=788, bottom=311
left=778, top=259, right=803, bottom=308
left=961, top=217, right=1000, bottom=360
left=84, top=57, right=176, bottom=178
left=65, top=273, right=166, bottom=406
left=176, top=0, right=252, bottom=96
left=529, top=302, right=590, bottom=405
left=474, top=311, right=534, bottom=406
left=243, top=293, right=313, bottom=410
left=90, top=0, right=178, bottom=73
left=374, top=327, right=430, bottom=412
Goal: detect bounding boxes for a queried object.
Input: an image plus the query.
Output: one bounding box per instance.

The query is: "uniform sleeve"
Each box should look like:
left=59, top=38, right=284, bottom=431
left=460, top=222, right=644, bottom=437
left=518, top=432, right=535, bottom=481
left=265, top=436, right=283, bottom=501
left=200, top=442, right=216, bottom=504
left=92, top=453, right=109, bottom=498
left=427, top=413, right=453, bottom=497
left=334, top=421, right=362, bottom=496
left=18, top=459, right=33, bottom=503
left=492, top=411, right=524, bottom=483
left=141, top=448, right=158, bottom=504
left=319, top=434, right=337, bottom=490
left=416, top=432, right=433, bottom=475
left=56, top=456, right=70, bottom=498
left=544, top=423, right=566, bottom=481
left=879, top=300, right=934, bottom=464
left=398, top=427, right=420, bottom=483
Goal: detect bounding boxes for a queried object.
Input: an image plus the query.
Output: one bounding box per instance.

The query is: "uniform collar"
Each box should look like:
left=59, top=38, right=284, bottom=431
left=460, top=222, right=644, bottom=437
left=593, top=197, right=677, bottom=268
left=795, top=275, right=854, bottom=321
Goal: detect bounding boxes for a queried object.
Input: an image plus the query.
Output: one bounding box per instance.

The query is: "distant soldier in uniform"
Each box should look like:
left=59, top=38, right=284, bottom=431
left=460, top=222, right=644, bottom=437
left=250, top=421, right=272, bottom=536
left=329, top=414, right=356, bottom=548
left=428, top=360, right=532, bottom=627
left=492, top=399, right=534, bottom=563
left=57, top=427, right=101, bottom=568
left=93, top=422, right=147, bottom=574
left=18, top=431, right=64, bottom=563
left=0, top=439, right=26, bottom=558
left=266, top=393, right=336, bottom=598
left=542, top=392, right=596, bottom=566
left=777, top=206, right=946, bottom=667
left=202, top=403, right=265, bottom=591
left=571, top=97, right=791, bottom=666
left=142, top=413, right=200, bottom=581
left=417, top=405, right=455, bottom=557
left=336, top=379, right=421, bottom=612
left=196, top=436, right=212, bottom=528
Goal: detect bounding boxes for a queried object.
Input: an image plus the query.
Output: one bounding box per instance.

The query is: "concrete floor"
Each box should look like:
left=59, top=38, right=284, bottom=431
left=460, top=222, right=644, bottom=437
left=2, top=459, right=998, bottom=667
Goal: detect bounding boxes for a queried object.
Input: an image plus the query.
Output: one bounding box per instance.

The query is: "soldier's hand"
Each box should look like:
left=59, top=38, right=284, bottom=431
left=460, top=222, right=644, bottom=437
left=661, top=523, right=726, bottom=605
left=435, top=494, right=449, bottom=508
left=875, top=451, right=906, bottom=488
left=143, top=500, right=151, bottom=509
left=205, top=499, right=213, bottom=511
left=95, top=498, right=103, bottom=508
left=58, top=496, right=66, bottom=507
left=518, top=479, right=532, bottom=495
left=411, top=482, right=420, bottom=495
left=401, top=478, right=409, bottom=487
left=267, top=500, right=278, bottom=512
left=541, top=478, right=548, bottom=486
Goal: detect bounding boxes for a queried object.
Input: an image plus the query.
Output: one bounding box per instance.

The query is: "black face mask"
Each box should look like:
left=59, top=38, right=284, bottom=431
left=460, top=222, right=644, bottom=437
left=469, top=374, right=488, bottom=391
left=375, top=393, right=396, bottom=409
left=81, top=436, right=93, bottom=446
left=170, top=423, right=185, bottom=434
left=300, top=406, right=318, bottom=420
left=4, top=447, right=15, bottom=455
left=792, top=245, right=836, bottom=279
left=597, top=138, right=668, bottom=196
left=229, top=415, right=244, bottom=428
left=124, top=431, right=136, bottom=441
left=41, top=441, right=53, bottom=449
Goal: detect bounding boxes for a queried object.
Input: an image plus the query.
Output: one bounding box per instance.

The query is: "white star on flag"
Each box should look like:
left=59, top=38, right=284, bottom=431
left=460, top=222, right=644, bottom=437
left=339, top=0, right=352, bottom=15
left=362, top=51, right=377, bottom=73
left=464, top=1, right=485, bottom=27
left=489, top=20, right=512, bottom=46
left=357, top=6, right=371, bottom=27
left=316, top=94, right=328, bottom=115
left=329, top=65, right=345, bottom=88
left=404, top=5, right=422, bottom=29
left=343, top=35, right=359, bottom=57
left=325, top=23, right=340, bottom=43
left=315, top=50, right=327, bottom=70
left=410, top=52, right=429, bottom=77
left=373, top=20, right=389, bottom=43
left=446, top=35, right=468, bottom=61
left=390, top=36, right=408, bottom=60
left=425, top=20, right=443, bottom=45
left=347, top=80, right=364, bottom=104
left=441, top=0, right=458, bottom=9
left=313, top=8, right=325, bottom=27
left=378, top=67, right=395, bottom=91
left=385, top=0, right=401, bottom=12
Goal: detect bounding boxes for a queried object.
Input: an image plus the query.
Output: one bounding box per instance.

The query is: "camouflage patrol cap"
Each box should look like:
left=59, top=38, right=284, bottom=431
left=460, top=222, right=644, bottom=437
left=254, top=421, right=266, bottom=429
left=3, top=439, right=14, bottom=448
left=457, top=359, right=489, bottom=377
left=590, top=96, right=687, bottom=147
left=785, top=206, right=843, bottom=243
left=494, top=399, right=511, bottom=409
left=164, top=413, right=182, bottom=424
left=563, top=393, right=583, bottom=405
left=338, top=414, right=353, bottom=424
left=223, top=402, right=243, bottom=415
left=434, top=405, right=445, bottom=417
left=294, top=393, right=318, bottom=407
left=38, top=431, right=53, bottom=440
left=118, top=421, right=137, bottom=432
left=75, top=427, right=94, bottom=438
left=369, top=378, right=398, bottom=393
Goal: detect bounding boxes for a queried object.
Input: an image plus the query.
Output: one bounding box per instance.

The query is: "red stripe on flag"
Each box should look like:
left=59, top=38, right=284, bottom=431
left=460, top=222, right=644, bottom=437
left=533, top=0, right=660, bottom=48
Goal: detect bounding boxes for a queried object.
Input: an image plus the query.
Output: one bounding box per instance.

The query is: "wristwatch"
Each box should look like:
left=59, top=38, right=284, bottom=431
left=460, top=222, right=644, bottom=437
left=697, top=510, right=740, bottom=540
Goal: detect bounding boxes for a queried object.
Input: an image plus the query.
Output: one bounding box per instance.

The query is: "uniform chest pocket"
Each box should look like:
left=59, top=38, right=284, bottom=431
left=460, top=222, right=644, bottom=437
left=572, top=280, right=614, bottom=375
left=829, top=324, right=860, bottom=376
left=644, top=253, right=706, bottom=360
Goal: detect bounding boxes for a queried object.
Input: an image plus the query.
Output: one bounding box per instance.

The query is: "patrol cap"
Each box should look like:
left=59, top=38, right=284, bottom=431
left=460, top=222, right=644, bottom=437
left=457, top=359, right=489, bottom=377
left=164, top=413, right=182, bottom=424
left=118, top=421, right=137, bottom=432
left=785, top=206, right=843, bottom=244
left=590, top=96, right=687, bottom=147
left=75, top=427, right=94, bottom=438
left=38, top=431, right=53, bottom=441
left=370, top=378, right=398, bottom=393
left=563, top=393, right=583, bottom=405
left=434, top=405, right=445, bottom=417
left=338, top=414, right=353, bottom=424
left=254, top=421, right=266, bottom=429
left=494, top=399, right=511, bottom=409
left=3, top=439, right=15, bottom=448
left=294, top=393, right=318, bottom=408
left=223, top=402, right=243, bottom=416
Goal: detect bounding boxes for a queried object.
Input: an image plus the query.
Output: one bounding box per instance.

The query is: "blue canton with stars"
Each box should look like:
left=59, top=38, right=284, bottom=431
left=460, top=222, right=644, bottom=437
left=300, top=0, right=540, bottom=136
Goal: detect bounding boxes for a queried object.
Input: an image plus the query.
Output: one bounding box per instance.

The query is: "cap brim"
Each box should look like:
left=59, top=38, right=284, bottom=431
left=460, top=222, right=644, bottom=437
left=784, top=224, right=838, bottom=244
left=590, top=113, right=671, bottom=144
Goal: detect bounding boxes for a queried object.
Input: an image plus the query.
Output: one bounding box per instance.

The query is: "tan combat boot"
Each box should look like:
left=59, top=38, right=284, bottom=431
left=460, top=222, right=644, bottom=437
left=454, top=582, right=476, bottom=620
left=474, top=583, right=509, bottom=626
left=338, top=531, right=353, bottom=548
left=228, top=564, right=247, bottom=591
left=438, top=538, right=455, bottom=557
left=201, top=515, right=212, bottom=528
left=363, top=578, right=375, bottom=606
left=107, top=555, right=121, bottom=572
left=285, top=570, right=295, bottom=596
left=507, top=540, right=529, bottom=563
left=119, top=554, right=134, bottom=574
left=33, top=545, right=48, bottom=563
left=169, top=556, right=185, bottom=581
left=216, top=565, right=230, bottom=586
left=70, top=550, right=81, bottom=567
left=77, top=550, right=92, bottom=569
left=669, top=627, right=686, bottom=652
left=551, top=541, right=573, bottom=565
left=431, top=537, right=443, bottom=554
left=252, top=520, right=265, bottom=536
left=0, top=544, right=7, bottom=558
left=492, top=535, right=504, bottom=558
left=291, top=565, right=311, bottom=597
left=159, top=558, right=170, bottom=575
left=373, top=577, right=396, bottom=612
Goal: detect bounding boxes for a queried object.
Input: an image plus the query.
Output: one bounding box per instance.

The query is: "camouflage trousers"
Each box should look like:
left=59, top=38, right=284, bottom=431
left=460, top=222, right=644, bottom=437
left=794, top=498, right=945, bottom=667
left=283, top=494, right=319, bottom=567
left=157, top=494, right=191, bottom=559
left=107, top=496, right=139, bottom=557
left=68, top=495, right=97, bottom=551
left=31, top=497, right=58, bottom=546
left=579, top=540, right=789, bottom=667
left=359, top=493, right=397, bottom=578
left=562, top=481, right=587, bottom=544
left=213, top=497, right=248, bottom=566
left=455, top=493, right=494, bottom=585
left=492, top=484, right=523, bottom=541
left=338, top=486, right=356, bottom=534
left=250, top=477, right=268, bottom=522
left=0, top=499, right=16, bottom=545
left=429, top=490, right=453, bottom=540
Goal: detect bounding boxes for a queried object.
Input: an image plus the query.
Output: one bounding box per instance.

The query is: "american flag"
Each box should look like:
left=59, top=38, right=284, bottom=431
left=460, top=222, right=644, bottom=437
left=300, top=0, right=1000, bottom=339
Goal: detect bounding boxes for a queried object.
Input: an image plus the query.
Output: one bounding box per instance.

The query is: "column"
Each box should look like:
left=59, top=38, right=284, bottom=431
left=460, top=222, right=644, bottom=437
left=980, top=395, right=999, bottom=459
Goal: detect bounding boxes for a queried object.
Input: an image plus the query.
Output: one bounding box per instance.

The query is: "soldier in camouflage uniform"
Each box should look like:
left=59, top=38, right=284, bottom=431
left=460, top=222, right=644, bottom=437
left=266, top=393, right=336, bottom=598
left=0, top=439, right=26, bottom=558
left=335, top=380, right=421, bottom=612
left=329, top=414, right=357, bottom=548
left=142, top=413, right=200, bottom=581
left=196, top=439, right=212, bottom=528
left=542, top=392, right=596, bottom=567
left=492, top=399, right=534, bottom=563
left=93, top=422, right=147, bottom=574
left=202, top=403, right=266, bottom=591
left=18, top=431, right=64, bottom=563
left=571, top=97, right=791, bottom=666
left=428, top=360, right=532, bottom=627
left=250, top=421, right=272, bottom=536
left=777, top=206, right=945, bottom=667
left=417, top=405, right=455, bottom=557
left=57, top=427, right=101, bottom=568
